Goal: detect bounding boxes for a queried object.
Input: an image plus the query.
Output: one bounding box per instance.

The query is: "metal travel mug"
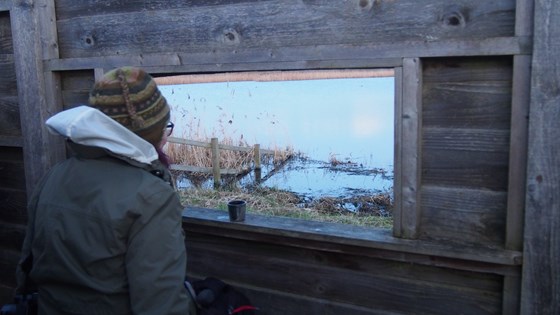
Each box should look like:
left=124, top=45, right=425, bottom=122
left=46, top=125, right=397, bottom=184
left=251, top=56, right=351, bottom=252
left=227, top=200, right=246, bottom=222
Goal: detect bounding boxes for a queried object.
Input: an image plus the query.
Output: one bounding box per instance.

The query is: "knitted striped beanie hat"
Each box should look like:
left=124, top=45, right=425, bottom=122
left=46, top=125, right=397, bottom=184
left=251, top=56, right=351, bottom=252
left=88, top=66, right=170, bottom=146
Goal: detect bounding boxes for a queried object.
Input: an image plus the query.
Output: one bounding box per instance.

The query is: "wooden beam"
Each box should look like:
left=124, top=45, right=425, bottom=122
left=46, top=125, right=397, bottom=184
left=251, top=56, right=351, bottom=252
left=0, top=1, right=11, bottom=12
left=0, top=135, right=23, bottom=147
left=155, top=69, right=394, bottom=85
left=11, top=0, right=64, bottom=198
left=515, top=0, right=534, bottom=37
left=183, top=207, right=522, bottom=267
left=506, top=55, right=531, bottom=251
left=521, top=0, right=560, bottom=313
left=38, top=0, right=65, bottom=167
left=393, top=66, right=403, bottom=237
left=503, top=274, right=521, bottom=315
left=396, top=58, right=422, bottom=239
left=43, top=36, right=529, bottom=73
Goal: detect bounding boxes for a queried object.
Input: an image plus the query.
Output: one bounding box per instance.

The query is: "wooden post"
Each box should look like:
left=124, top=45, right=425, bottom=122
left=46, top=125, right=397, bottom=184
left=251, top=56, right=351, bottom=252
left=254, top=143, right=262, bottom=183
left=396, top=58, right=423, bottom=239
left=254, top=144, right=261, bottom=169
left=521, top=0, right=560, bottom=313
left=11, top=0, right=65, bottom=198
left=211, top=138, right=220, bottom=189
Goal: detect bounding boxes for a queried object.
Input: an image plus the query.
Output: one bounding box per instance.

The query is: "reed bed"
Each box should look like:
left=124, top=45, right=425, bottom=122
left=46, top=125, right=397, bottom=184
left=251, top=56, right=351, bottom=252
left=164, top=112, right=392, bottom=228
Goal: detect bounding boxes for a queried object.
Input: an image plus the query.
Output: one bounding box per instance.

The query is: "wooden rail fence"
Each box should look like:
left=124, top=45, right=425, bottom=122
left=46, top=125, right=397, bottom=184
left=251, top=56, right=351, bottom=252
left=167, top=137, right=275, bottom=188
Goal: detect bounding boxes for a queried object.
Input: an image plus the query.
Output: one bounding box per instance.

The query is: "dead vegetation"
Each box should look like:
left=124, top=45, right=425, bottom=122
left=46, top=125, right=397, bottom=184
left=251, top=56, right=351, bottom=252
left=177, top=186, right=393, bottom=228
left=165, top=119, right=392, bottom=228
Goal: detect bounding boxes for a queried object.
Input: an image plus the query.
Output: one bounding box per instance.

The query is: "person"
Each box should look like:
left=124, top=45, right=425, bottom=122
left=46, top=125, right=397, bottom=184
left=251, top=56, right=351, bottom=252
left=16, top=66, right=197, bottom=314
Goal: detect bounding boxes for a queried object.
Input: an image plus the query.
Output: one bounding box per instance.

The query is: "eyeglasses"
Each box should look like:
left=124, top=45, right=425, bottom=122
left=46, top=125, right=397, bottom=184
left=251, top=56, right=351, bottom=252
left=165, top=122, right=174, bottom=137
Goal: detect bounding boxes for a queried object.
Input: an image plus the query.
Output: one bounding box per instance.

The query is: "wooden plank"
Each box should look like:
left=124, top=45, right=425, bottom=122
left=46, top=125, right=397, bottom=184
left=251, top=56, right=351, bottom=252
left=422, top=81, right=512, bottom=129
left=60, top=69, right=95, bottom=108
left=0, top=2, right=11, bottom=12
left=44, top=36, right=529, bottom=74
left=502, top=274, right=521, bottom=315
left=0, top=222, right=25, bottom=252
left=505, top=55, right=531, bottom=251
left=0, top=189, right=27, bottom=224
left=0, top=136, right=22, bottom=147
left=211, top=137, right=221, bottom=188
left=185, top=236, right=502, bottom=314
left=0, top=156, right=26, bottom=191
left=398, top=58, right=422, bottom=239
left=0, top=57, right=17, bottom=97
left=54, top=0, right=516, bottom=58
left=422, top=57, right=513, bottom=130
left=61, top=90, right=90, bottom=108
left=419, top=185, right=507, bottom=246
left=10, top=0, right=65, bottom=197
left=155, top=69, right=394, bottom=85
left=0, top=96, right=21, bottom=137
left=521, top=0, right=560, bottom=313
left=186, top=232, right=506, bottom=289
left=183, top=207, right=523, bottom=266
left=0, top=147, right=26, bottom=191
left=60, top=69, right=95, bottom=90
left=422, top=127, right=510, bottom=191
left=422, top=56, right=514, bottom=83
left=0, top=12, right=12, bottom=56
left=515, top=0, right=534, bottom=37
left=392, top=66, right=403, bottom=237
left=229, top=286, right=390, bottom=315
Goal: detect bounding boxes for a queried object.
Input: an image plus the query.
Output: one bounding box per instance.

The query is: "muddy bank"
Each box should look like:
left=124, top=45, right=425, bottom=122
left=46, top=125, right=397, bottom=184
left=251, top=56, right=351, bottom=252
left=176, top=155, right=394, bottom=215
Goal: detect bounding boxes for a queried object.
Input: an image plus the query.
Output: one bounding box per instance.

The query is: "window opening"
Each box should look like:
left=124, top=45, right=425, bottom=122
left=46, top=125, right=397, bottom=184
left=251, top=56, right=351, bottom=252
left=156, top=70, right=395, bottom=228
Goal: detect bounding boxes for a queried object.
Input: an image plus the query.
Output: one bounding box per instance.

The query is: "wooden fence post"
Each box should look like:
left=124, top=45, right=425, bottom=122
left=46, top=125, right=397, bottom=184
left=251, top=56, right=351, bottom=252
left=211, top=138, right=220, bottom=189
left=254, top=144, right=261, bottom=183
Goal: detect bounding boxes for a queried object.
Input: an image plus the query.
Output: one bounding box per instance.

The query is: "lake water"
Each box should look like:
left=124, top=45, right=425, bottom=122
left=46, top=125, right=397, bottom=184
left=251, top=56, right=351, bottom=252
left=160, top=76, right=394, bottom=199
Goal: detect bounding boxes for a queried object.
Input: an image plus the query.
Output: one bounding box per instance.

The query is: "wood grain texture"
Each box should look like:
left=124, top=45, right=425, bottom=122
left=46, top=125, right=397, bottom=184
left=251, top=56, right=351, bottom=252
left=0, top=12, right=12, bottom=54
left=419, top=185, right=507, bottom=246
left=422, top=57, right=513, bottom=129
left=521, top=0, right=560, bottom=313
left=54, top=0, right=516, bottom=59
left=393, top=66, right=403, bottom=237
left=422, top=127, right=510, bottom=191
left=0, top=190, right=27, bottom=224
left=398, top=58, right=422, bottom=239
left=185, top=229, right=503, bottom=314
left=184, top=208, right=522, bottom=266
left=0, top=147, right=26, bottom=191
left=60, top=70, right=94, bottom=108
left=505, top=55, right=531, bottom=251
left=420, top=57, right=512, bottom=248
left=0, top=55, right=20, bottom=137
left=11, top=0, right=66, bottom=196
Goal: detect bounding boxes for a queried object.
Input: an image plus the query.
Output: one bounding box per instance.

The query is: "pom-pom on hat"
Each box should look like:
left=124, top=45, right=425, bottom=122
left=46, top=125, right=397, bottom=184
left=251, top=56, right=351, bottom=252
left=88, top=66, right=170, bottom=147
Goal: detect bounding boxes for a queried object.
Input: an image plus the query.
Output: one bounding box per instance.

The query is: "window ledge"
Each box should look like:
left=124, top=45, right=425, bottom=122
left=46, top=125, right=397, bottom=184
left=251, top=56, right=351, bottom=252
left=183, top=207, right=522, bottom=267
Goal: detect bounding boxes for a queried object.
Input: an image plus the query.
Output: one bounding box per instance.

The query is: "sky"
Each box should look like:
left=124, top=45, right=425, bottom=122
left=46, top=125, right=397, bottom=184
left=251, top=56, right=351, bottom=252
left=159, top=76, right=395, bottom=169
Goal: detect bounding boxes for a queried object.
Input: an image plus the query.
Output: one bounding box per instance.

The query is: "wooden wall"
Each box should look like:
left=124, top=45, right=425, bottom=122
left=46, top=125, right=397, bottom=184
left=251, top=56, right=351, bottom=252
left=0, top=9, right=27, bottom=302
left=184, top=208, right=521, bottom=314
left=0, top=0, right=558, bottom=314
left=419, top=57, right=512, bottom=247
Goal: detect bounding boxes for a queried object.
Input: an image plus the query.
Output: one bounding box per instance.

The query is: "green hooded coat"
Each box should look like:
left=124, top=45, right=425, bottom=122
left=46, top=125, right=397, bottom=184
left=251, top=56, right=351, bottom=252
left=17, top=106, right=196, bottom=315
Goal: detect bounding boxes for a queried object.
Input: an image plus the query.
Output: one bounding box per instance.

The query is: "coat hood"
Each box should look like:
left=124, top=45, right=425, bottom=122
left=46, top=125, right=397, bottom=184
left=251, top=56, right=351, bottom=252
left=46, top=106, right=159, bottom=165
